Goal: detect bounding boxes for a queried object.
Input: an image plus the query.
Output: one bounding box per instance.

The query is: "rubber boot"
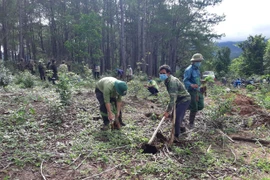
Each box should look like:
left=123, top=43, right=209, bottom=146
left=189, top=112, right=197, bottom=129
left=119, top=116, right=126, bottom=126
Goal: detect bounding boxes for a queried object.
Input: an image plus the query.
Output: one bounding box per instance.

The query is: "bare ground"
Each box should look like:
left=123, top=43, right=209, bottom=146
left=0, top=87, right=269, bottom=180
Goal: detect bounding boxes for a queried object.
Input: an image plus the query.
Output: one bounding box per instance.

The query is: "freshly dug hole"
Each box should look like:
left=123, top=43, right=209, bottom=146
left=141, top=144, right=158, bottom=154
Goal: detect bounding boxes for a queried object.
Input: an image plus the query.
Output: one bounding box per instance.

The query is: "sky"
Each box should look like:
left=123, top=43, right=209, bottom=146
left=208, top=0, right=270, bottom=42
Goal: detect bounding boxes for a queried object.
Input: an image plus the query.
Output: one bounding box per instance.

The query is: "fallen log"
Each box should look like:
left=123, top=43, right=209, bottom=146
left=231, top=136, right=270, bottom=146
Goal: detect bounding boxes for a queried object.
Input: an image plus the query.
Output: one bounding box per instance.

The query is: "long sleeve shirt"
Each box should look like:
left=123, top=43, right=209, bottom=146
left=96, top=77, right=122, bottom=103
left=183, top=64, right=201, bottom=91
left=164, top=75, right=191, bottom=112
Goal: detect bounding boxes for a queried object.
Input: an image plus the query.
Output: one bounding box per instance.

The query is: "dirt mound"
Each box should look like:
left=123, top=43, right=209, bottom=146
left=232, top=94, right=260, bottom=116
left=232, top=94, right=270, bottom=127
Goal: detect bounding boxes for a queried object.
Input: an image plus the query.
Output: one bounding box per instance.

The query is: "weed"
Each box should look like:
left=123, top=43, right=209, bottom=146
left=246, top=84, right=255, bottom=92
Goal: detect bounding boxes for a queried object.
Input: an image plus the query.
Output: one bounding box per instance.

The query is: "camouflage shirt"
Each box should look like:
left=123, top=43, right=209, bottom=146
left=164, top=75, right=191, bottom=112
left=96, top=77, right=122, bottom=103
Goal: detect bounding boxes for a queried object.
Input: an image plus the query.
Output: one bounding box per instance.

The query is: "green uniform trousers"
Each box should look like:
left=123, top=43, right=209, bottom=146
left=188, top=90, right=204, bottom=113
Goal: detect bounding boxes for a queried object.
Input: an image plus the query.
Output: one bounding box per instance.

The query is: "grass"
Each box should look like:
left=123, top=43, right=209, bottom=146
left=0, top=77, right=269, bottom=179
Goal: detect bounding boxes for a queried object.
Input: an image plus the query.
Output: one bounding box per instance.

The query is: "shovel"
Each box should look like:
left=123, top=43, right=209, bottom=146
left=142, top=116, right=166, bottom=154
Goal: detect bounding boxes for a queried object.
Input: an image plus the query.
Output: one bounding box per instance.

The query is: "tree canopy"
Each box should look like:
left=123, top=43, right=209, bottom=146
left=0, top=0, right=224, bottom=75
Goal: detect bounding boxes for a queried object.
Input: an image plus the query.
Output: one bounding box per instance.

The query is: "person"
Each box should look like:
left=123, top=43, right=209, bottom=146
left=28, top=59, right=36, bottom=74
left=159, top=65, right=191, bottom=138
left=145, top=76, right=159, bottom=96
left=58, top=61, right=68, bottom=74
left=126, top=65, right=133, bottom=81
left=116, top=68, right=124, bottom=79
left=38, top=59, right=46, bottom=81
left=17, top=58, right=25, bottom=71
left=183, top=53, right=204, bottom=129
left=234, top=78, right=241, bottom=88
left=94, top=64, right=100, bottom=79
left=50, top=59, right=58, bottom=84
left=221, top=77, right=227, bottom=86
left=95, top=77, right=128, bottom=130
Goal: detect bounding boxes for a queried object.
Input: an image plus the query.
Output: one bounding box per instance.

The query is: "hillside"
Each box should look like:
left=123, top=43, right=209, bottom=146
left=217, top=41, right=243, bottom=59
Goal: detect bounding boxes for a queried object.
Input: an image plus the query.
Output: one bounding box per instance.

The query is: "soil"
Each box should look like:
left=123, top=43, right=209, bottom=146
left=0, top=89, right=269, bottom=179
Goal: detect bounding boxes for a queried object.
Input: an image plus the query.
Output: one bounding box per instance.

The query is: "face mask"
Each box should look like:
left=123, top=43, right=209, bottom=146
left=194, top=62, right=201, bottom=68
left=159, top=74, right=168, bottom=81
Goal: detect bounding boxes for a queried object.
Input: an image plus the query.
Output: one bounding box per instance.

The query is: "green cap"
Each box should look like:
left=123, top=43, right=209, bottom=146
left=114, top=80, right=128, bottom=96
left=190, top=53, right=204, bottom=62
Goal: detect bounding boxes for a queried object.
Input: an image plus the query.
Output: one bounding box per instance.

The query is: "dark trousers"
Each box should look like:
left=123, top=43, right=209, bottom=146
left=39, top=72, right=46, bottom=81
left=95, top=88, right=122, bottom=125
left=94, top=72, right=100, bottom=79
left=148, top=87, right=159, bottom=95
left=174, top=100, right=191, bottom=136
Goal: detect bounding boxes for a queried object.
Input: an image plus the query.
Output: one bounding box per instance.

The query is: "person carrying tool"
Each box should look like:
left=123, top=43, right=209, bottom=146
left=159, top=65, right=191, bottom=138
left=95, top=77, right=128, bottom=130
left=184, top=53, right=204, bottom=129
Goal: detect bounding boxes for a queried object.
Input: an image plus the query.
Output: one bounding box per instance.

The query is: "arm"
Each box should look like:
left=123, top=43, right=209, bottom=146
left=183, top=68, right=198, bottom=90
left=105, top=103, right=114, bottom=120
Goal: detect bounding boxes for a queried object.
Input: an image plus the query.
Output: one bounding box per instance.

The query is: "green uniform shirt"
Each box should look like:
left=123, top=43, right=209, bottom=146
left=164, top=75, right=191, bottom=112
left=96, top=77, right=122, bottom=103
left=147, top=80, right=159, bottom=90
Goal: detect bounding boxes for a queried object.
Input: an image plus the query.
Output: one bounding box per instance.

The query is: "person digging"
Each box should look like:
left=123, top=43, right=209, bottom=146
left=159, top=65, right=191, bottom=139
left=95, top=77, right=128, bottom=131
left=184, top=53, right=205, bottom=129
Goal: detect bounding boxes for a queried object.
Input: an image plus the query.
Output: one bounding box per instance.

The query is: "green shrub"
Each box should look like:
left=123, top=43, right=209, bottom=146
left=0, top=60, right=13, bottom=87
left=56, top=73, right=72, bottom=106
left=14, top=71, right=36, bottom=88
left=246, top=84, right=255, bottom=92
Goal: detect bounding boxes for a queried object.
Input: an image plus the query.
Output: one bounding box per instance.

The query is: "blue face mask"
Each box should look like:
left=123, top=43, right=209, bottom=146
left=194, top=62, right=201, bottom=68
left=159, top=74, right=168, bottom=81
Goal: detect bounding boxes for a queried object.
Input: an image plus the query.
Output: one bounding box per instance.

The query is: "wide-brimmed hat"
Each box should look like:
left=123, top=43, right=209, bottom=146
left=190, top=53, right=204, bottom=62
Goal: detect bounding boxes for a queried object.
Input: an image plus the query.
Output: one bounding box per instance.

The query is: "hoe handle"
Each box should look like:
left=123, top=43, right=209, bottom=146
left=148, top=116, right=166, bottom=144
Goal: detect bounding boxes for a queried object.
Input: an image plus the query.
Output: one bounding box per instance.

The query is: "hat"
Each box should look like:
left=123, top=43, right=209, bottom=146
left=114, top=80, right=128, bottom=96
left=190, top=53, right=204, bottom=62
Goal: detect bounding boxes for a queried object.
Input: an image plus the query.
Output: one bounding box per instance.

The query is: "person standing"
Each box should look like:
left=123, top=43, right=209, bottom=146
left=94, top=64, right=100, bottom=79
left=145, top=76, right=159, bottom=96
left=183, top=53, right=204, bottom=129
left=126, top=65, right=133, bottom=81
left=95, top=77, right=128, bottom=130
left=58, top=61, right=68, bottom=74
left=159, top=65, right=191, bottom=138
left=50, top=59, right=58, bottom=84
left=38, top=59, right=46, bottom=81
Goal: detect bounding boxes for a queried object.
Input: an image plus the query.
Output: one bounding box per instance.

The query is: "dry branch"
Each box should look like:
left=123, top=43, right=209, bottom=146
left=82, top=164, right=121, bottom=180
left=40, top=159, right=47, bottom=180
left=231, top=136, right=270, bottom=146
left=217, top=129, right=235, bottom=143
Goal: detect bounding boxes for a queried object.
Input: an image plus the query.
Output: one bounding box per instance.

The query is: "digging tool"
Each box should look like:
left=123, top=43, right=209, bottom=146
left=142, top=116, right=166, bottom=154
left=168, top=103, right=176, bottom=145
left=148, top=116, right=166, bottom=144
